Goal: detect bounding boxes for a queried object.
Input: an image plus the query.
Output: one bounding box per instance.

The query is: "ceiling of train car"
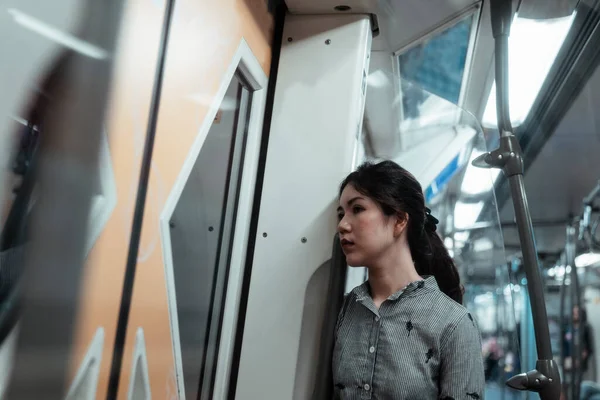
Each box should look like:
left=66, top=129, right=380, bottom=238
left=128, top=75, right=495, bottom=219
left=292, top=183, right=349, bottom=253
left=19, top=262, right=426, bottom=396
left=500, top=65, right=600, bottom=255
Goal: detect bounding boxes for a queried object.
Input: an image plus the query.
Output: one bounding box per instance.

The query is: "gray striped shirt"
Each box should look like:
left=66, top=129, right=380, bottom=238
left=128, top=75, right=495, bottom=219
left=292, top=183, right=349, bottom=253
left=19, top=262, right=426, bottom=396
left=332, top=276, right=485, bottom=399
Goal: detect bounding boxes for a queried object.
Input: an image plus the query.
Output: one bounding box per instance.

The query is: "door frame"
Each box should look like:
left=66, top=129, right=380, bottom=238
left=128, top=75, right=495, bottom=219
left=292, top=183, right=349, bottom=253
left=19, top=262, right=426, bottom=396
left=159, top=38, right=268, bottom=399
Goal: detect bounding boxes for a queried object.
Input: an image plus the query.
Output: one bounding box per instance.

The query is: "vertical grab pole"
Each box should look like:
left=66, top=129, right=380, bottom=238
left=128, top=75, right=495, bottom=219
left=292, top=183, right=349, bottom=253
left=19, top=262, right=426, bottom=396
left=559, top=253, right=569, bottom=396
left=471, top=0, right=561, bottom=398
left=566, top=224, right=583, bottom=400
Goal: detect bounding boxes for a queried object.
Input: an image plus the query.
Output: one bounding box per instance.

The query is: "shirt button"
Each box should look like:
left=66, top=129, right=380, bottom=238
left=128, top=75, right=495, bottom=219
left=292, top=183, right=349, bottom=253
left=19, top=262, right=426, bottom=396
left=375, top=316, right=380, bottom=322
left=369, top=346, right=375, bottom=353
left=364, top=384, right=370, bottom=391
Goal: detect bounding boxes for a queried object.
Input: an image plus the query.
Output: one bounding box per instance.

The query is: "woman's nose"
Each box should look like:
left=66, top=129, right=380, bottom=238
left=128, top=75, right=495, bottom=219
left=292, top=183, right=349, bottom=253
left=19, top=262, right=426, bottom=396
left=338, top=217, right=350, bottom=233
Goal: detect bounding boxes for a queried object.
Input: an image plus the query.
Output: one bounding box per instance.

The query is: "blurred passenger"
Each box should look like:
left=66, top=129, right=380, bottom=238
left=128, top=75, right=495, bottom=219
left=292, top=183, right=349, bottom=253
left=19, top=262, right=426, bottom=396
left=564, top=305, right=594, bottom=373
left=483, top=336, right=502, bottom=382
left=577, top=306, right=594, bottom=374
left=333, top=160, right=485, bottom=399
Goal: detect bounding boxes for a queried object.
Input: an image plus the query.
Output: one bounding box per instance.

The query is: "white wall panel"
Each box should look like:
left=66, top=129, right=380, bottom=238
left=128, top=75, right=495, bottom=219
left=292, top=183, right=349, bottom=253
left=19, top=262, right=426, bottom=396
left=235, top=13, right=372, bottom=399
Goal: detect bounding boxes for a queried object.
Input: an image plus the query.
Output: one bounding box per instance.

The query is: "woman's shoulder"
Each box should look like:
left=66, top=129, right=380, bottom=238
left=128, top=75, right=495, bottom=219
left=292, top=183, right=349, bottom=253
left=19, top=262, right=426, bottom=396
left=429, top=289, right=476, bottom=331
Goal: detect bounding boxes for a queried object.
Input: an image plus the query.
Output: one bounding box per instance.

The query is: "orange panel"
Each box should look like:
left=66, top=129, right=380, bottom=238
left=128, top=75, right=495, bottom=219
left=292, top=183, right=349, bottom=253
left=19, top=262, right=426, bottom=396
left=69, top=0, right=272, bottom=399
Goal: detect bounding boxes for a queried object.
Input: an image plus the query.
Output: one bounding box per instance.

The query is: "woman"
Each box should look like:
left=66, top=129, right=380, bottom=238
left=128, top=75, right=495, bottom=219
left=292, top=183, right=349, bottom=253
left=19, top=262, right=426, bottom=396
left=333, top=160, right=485, bottom=399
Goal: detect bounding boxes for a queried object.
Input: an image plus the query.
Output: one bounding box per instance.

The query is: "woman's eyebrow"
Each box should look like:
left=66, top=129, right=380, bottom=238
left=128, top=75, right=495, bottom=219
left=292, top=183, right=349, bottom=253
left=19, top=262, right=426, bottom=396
left=337, top=196, right=364, bottom=213
left=347, top=196, right=363, bottom=206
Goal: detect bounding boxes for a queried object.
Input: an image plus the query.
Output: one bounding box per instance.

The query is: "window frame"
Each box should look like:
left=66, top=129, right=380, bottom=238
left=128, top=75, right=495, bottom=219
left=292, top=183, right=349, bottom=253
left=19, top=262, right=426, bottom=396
left=159, top=39, right=268, bottom=400
left=392, top=3, right=482, bottom=111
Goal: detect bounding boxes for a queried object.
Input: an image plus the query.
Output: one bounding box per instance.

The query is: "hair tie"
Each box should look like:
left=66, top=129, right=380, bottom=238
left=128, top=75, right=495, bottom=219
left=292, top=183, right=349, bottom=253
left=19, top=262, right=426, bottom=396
left=424, top=207, right=439, bottom=233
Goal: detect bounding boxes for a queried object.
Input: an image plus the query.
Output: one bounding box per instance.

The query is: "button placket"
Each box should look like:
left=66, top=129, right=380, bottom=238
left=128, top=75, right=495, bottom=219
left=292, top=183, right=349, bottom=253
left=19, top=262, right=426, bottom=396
left=361, top=310, right=381, bottom=400
left=369, top=312, right=381, bottom=357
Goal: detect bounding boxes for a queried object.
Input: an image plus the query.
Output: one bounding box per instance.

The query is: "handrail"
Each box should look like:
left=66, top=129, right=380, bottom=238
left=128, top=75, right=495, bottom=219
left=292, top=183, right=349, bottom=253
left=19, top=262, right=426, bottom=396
left=565, top=225, right=583, bottom=400
left=472, top=0, right=561, bottom=397
left=559, top=256, right=568, bottom=395
left=583, top=181, right=600, bottom=207
left=312, top=234, right=347, bottom=400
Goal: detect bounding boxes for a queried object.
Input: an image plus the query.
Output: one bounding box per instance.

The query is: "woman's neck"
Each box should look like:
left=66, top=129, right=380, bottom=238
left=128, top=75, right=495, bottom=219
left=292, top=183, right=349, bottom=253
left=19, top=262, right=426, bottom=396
left=367, top=245, right=422, bottom=306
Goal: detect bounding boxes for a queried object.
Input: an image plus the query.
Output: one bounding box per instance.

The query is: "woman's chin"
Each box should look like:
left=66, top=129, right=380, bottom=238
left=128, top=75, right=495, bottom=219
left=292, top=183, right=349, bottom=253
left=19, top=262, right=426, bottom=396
left=345, top=255, right=365, bottom=267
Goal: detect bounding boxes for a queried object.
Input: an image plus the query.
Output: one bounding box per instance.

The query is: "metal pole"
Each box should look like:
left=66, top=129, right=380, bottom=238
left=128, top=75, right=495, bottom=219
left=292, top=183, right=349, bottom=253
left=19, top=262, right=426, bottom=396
left=471, top=0, right=561, bottom=397
left=507, top=175, right=553, bottom=358
left=583, top=180, right=600, bottom=206
left=559, top=255, right=568, bottom=396
left=566, top=225, right=583, bottom=400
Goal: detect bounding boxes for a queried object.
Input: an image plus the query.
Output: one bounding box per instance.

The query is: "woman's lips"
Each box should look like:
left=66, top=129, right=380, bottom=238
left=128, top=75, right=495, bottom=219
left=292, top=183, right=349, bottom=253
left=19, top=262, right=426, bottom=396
left=340, top=238, right=355, bottom=250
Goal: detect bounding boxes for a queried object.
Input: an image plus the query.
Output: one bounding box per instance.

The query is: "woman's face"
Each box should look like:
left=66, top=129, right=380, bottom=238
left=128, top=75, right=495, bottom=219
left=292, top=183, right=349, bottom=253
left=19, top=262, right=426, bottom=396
left=337, top=184, right=402, bottom=267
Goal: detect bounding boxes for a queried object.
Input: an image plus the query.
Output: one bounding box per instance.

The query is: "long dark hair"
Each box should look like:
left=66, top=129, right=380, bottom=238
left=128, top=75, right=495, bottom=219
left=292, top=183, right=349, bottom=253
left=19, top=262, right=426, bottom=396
left=340, top=160, right=464, bottom=304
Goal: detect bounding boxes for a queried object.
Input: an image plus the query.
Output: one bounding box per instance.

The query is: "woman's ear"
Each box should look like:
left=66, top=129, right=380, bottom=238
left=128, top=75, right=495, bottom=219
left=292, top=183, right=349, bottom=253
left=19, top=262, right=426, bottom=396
left=393, top=212, right=409, bottom=237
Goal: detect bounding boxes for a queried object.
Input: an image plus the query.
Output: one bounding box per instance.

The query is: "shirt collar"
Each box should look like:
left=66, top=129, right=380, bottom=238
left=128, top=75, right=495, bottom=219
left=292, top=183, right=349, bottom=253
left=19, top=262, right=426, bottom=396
left=354, top=275, right=438, bottom=302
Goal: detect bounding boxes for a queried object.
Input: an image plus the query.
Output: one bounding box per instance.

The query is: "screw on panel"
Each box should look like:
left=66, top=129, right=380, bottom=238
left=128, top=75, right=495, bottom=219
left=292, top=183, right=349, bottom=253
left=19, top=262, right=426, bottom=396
left=287, top=37, right=293, bottom=42
left=263, top=232, right=268, bottom=238
left=334, top=5, right=352, bottom=11
left=208, top=226, right=214, bottom=232
left=325, top=39, right=331, bottom=45
left=301, top=237, right=307, bottom=243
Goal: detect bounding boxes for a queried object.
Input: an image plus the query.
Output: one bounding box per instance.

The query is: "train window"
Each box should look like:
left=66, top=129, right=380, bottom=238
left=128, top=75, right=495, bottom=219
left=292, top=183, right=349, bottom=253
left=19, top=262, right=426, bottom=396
left=482, top=13, right=575, bottom=128
left=164, top=72, right=251, bottom=399
left=397, top=12, right=475, bottom=117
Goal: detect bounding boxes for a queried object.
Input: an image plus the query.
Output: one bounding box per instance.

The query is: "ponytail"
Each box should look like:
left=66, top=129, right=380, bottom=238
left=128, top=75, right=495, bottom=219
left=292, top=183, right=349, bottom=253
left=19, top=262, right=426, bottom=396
left=418, top=229, right=463, bottom=304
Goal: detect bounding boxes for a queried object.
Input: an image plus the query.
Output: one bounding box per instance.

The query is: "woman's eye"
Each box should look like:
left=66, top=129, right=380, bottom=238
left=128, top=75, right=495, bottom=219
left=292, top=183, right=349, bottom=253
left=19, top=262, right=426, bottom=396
left=353, top=206, right=363, bottom=213
left=337, top=213, right=344, bottom=221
